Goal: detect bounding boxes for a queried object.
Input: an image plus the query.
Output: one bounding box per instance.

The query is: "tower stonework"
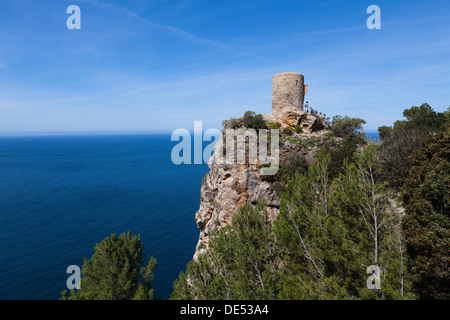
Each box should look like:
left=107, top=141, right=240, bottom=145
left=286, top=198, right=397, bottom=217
left=271, top=72, right=306, bottom=120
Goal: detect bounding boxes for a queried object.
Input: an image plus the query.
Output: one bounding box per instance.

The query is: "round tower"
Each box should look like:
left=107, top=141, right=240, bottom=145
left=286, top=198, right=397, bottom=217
left=271, top=72, right=305, bottom=119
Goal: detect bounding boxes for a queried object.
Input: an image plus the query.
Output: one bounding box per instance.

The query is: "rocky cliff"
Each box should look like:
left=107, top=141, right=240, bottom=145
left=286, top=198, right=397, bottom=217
left=193, top=110, right=328, bottom=260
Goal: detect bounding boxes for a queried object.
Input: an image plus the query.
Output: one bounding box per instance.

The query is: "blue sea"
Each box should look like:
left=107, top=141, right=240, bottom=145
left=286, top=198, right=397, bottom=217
left=0, top=134, right=209, bottom=300
left=0, top=131, right=379, bottom=300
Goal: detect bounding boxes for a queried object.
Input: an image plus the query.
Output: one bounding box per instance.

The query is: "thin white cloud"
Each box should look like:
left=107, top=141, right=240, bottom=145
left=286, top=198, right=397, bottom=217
left=78, top=0, right=223, bottom=45
left=79, top=0, right=275, bottom=62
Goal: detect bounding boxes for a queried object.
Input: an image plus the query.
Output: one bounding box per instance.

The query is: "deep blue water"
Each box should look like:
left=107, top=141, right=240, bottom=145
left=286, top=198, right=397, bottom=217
left=366, top=132, right=379, bottom=140
left=0, top=134, right=208, bottom=300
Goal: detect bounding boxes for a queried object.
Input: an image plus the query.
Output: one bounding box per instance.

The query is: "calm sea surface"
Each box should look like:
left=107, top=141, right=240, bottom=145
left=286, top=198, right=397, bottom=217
left=0, top=134, right=208, bottom=300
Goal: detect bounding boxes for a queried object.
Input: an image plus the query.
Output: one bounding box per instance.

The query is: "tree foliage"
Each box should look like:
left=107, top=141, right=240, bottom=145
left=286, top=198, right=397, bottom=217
left=402, top=123, right=450, bottom=299
left=61, top=231, right=157, bottom=300
left=171, top=204, right=279, bottom=300
left=330, top=115, right=367, bottom=145
left=242, top=111, right=268, bottom=130
left=172, top=148, right=413, bottom=300
left=377, top=103, right=448, bottom=189
left=222, top=111, right=268, bottom=130
left=275, top=149, right=412, bottom=299
left=322, top=115, right=368, bottom=179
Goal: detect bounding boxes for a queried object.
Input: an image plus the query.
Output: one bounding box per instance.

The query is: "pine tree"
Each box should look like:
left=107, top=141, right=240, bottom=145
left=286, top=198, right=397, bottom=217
left=275, top=148, right=412, bottom=299
left=61, top=231, right=157, bottom=300
left=170, top=203, right=279, bottom=300
left=402, top=123, right=450, bottom=299
left=333, top=146, right=412, bottom=299
left=275, top=152, right=363, bottom=299
left=377, top=104, right=448, bottom=189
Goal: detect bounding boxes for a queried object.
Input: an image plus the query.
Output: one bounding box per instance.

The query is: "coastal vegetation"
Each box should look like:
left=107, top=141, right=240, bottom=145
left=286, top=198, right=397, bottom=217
left=63, top=104, right=449, bottom=300
left=171, top=146, right=414, bottom=299
left=61, top=232, right=157, bottom=300
left=170, top=104, right=448, bottom=300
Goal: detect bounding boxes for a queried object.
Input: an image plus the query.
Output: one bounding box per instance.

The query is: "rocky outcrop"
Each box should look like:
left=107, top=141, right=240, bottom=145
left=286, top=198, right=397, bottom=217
left=265, top=110, right=325, bottom=134
left=192, top=111, right=329, bottom=260
left=193, top=134, right=278, bottom=259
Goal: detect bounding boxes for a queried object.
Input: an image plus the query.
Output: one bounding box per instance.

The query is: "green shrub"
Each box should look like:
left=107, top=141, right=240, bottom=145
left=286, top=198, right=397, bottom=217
left=242, top=111, right=267, bottom=130
left=280, top=156, right=308, bottom=181
left=270, top=181, right=287, bottom=193
left=330, top=115, right=366, bottom=144
left=283, top=126, right=293, bottom=136
left=295, top=124, right=302, bottom=133
left=268, top=122, right=282, bottom=129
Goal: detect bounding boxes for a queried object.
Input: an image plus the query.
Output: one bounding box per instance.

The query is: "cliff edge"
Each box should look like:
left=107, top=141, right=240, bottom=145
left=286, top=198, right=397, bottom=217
left=193, top=109, right=328, bottom=260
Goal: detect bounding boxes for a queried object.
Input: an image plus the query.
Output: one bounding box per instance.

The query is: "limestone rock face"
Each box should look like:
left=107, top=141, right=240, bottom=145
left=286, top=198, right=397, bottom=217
left=193, top=136, right=279, bottom=260
left=298, top=113, right=326, bottom=134
left=281, top=111, right=302, bottom=126
left=265, top=110, right=326, bottom=134
left=192, top=120, right=328, bottom=260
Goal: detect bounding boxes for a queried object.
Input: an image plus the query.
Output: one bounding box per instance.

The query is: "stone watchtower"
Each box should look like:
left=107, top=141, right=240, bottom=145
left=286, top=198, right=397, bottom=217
left=271, top=72, right=307, bottom=120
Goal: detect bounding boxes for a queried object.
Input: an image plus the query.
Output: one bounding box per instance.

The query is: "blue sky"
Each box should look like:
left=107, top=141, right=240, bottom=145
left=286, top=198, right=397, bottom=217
left=0, top=0, right=449, bottom=133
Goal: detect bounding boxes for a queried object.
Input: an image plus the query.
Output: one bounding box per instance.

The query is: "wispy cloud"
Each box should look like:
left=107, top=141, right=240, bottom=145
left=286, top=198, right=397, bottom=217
left=79, top=0, right=275, bottom=62
left=83, top=0, right=228, bottom=47
left=1, top=0, right=449, bottom=133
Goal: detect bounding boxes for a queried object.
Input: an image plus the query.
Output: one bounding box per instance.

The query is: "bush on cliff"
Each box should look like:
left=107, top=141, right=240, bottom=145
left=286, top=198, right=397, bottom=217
left=242, top=111, right=268, bottom=130
left=222, top=111, right=268, bottom=130
left=283, top=126, right=293, bottom=136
